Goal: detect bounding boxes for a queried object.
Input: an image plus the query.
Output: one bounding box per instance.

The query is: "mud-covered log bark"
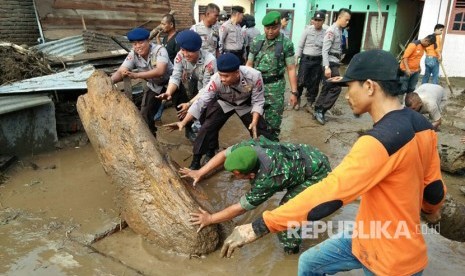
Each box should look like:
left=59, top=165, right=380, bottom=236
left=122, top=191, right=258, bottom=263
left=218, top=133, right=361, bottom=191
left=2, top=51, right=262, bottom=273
left=436, top=195, right=465, bottom=242
left=77, top=70, right=219, bottom=254
left=438, top=133, right=465, bottom=173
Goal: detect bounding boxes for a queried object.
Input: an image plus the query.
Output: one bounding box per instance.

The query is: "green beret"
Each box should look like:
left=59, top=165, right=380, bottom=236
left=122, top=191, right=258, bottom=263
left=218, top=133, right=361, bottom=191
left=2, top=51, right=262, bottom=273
left=224, top=146, right=258, bottom=174
left=262, top=11, right=281, bottom=26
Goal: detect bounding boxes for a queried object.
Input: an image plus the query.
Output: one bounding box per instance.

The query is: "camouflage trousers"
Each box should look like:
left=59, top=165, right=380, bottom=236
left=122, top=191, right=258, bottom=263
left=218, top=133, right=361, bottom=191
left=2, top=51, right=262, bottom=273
left=276, top=145, right=332, bottom=252
left=263, top=79, right=285, bottom=141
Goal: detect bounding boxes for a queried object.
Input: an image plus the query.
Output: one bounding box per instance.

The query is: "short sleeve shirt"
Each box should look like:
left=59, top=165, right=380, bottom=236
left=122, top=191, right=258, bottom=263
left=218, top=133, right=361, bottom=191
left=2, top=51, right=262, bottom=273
left=122, top=43, right=173, bottom=93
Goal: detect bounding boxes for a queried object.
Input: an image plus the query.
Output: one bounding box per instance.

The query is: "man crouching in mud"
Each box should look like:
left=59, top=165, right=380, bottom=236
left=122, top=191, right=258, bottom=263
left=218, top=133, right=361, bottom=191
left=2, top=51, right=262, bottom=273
left=220, top=50, right=446, bottom=276
left=180, top=136, right=331, bottom=254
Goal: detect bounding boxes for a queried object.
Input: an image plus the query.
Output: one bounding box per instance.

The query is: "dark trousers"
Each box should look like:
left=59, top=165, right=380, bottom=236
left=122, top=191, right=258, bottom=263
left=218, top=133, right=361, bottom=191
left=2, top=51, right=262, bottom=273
left=140, top=88, right=163, bottom=134
left=297, top=55, right=323, bottom=104
left=224, top=50, right=245, bottom=65
left=193, top=100, right=273, bottom=155
left=315, top=62, right=341, bottom=112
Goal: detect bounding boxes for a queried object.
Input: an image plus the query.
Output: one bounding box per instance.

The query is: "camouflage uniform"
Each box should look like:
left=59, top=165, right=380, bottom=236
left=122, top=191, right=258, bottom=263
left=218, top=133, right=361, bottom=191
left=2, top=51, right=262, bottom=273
left=226, top=136, right=331, bottom=252
left=248, top=33, right=295, bottom=141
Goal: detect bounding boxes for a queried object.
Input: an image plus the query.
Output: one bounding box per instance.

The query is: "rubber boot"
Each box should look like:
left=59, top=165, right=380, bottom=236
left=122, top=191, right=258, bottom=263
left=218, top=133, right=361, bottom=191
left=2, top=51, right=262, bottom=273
left=189, top=154, right=202, bottom=170
left=202, top=149, right=216, bottom=165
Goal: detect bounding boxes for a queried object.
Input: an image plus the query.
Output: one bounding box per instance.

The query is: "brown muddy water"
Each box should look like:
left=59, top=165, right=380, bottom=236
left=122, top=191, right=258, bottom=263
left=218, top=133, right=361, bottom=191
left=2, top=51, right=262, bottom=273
left=1, top=89, right=465, bottom=276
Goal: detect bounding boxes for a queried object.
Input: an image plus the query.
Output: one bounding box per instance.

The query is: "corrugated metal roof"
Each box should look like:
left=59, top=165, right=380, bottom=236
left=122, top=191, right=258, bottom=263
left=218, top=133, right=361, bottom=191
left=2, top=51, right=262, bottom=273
left=0, top=65, right=95, bottom=95
left=33, top=31, right=129, bottom=57
left=0, top=94, right=52, bottom=115
left=33, top=35, right=86, bottom=57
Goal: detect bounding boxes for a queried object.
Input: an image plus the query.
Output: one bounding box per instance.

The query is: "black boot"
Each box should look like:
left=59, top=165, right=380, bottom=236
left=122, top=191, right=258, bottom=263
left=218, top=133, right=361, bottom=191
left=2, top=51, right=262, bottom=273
left=202, top=149, right=216, bottom=165
left=185, top=127, right=197, bottom=143
left=314, top=109, right=325, bottom=125
left=189, top=154, right=202, bottom=170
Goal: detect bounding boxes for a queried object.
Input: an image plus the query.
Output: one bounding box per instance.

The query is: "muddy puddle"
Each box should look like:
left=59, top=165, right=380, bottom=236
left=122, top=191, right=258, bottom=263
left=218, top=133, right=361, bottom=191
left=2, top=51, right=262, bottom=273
left=1, top=88, right=465, bottom=275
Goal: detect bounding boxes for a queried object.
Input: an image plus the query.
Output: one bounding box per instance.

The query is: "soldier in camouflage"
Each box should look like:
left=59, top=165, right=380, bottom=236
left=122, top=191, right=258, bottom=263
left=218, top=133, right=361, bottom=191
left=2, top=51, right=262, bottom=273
left=181, top=135, right=331, bottom=254
left=247, top=11, right=298, bottom=141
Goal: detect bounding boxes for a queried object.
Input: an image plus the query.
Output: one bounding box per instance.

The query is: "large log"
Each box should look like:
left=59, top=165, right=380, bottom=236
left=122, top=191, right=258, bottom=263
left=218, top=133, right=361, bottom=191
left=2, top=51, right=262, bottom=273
left=437, top=133, right=465, bottom=173
left=77, top=70, right=219, bottom=255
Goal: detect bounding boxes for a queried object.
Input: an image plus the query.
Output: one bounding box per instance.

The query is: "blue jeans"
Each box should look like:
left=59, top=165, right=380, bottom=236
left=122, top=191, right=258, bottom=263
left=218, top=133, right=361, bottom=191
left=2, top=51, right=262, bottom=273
left=422, top=57, right=439, bottom=84
left=400, top=71, right=420, bottom=93
left=298, top=231, right=424, bottom=276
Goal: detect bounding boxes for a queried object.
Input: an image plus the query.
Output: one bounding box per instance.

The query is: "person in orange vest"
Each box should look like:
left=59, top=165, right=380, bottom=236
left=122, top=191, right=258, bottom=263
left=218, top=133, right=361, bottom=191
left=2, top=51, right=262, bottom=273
left=220, top=50, right=446, bottom=276
left=399, top=34, right=435, bottom=93
left=422, top=24, right=444, bottom=84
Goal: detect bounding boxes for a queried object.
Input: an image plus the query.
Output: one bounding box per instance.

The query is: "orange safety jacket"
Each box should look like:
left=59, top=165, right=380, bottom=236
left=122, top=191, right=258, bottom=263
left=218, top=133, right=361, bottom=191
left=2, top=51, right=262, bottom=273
left=252, top=108, right=446, bottom=276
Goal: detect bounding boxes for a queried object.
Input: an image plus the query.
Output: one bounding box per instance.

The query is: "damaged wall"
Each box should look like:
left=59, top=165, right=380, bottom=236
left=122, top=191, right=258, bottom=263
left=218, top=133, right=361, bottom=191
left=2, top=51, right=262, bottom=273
left=35, top=0, right=193, bottom=40
left=0, top=0, right=40, bottom=46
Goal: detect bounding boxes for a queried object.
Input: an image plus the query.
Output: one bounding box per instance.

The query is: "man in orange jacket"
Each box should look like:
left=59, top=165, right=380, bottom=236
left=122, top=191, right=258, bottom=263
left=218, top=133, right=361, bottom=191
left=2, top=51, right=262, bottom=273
left=399, top=34, right=435, bottom=93
left=220, top=50, right=446, bottom=276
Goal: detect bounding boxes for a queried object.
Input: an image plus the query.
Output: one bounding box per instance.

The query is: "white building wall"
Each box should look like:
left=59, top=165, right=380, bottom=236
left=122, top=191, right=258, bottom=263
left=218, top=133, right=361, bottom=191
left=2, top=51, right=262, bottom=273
left=419, top=0, right=465, bottom=77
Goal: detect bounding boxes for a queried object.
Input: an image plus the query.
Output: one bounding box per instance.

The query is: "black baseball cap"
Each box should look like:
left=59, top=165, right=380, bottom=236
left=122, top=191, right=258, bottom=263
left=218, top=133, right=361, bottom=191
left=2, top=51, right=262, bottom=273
left=330, top=50, right=399, bottom=86
left=313, top=11, right=326, bottom=20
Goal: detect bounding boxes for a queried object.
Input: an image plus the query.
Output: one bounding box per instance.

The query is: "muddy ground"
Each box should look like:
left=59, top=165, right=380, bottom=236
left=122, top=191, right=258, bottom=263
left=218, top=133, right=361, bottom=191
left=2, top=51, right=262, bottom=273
left=1, top=78, right=465, bottom=275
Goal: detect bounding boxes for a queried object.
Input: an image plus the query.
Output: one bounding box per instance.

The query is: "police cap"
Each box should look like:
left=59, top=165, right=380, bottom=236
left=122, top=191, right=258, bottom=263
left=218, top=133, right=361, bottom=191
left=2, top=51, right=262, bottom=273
left=176, top=30, right=202, bottom=52
left=127, top=28, right=150, bottom=42
left=217, top=53, right=241, bottom=72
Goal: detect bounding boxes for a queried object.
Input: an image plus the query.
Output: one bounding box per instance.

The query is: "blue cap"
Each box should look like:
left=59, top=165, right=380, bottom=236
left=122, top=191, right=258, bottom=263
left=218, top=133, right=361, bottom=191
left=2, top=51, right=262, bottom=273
left=127, top=27, right=150, bottom=41
left=217, top=53, right=241, bottom=72
left=176, top=30, right=202, bottom=52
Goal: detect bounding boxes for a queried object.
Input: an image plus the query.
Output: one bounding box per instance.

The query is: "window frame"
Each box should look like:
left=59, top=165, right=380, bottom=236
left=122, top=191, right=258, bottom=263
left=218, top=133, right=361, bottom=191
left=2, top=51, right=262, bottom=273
left=448, top=0, right=465, bottom=34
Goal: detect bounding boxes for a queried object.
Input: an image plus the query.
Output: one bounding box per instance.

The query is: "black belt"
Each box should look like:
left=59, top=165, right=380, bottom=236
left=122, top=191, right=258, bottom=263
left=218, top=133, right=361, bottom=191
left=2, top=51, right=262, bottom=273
left=225, top=49, right=244, bottom=54
left=302, top=54, right=322, bottom=61
left=329, top=52, right=341, bottom=59
left=217, top=95, right=251, bottom=106
left=262, top=75, right=283, bottom=84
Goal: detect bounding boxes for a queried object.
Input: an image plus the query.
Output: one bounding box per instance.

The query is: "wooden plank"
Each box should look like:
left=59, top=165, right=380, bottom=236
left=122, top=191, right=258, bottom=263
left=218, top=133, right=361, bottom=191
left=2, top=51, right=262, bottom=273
left=49, top=49, right=128, bottom=64
left=52, top=0, right=170, bottom=13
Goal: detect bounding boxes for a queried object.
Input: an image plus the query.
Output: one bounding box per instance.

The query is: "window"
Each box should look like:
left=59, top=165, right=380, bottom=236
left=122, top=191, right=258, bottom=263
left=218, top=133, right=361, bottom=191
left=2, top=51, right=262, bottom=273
left=449, top=0, right=465, bottom=34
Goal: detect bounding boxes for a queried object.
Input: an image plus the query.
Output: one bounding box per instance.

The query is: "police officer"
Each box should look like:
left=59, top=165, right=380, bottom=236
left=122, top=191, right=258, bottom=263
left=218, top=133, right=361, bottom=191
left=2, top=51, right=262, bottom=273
left=219, top=6, right=246, bottom=63
left=243, top=14, right=260, bottom=56
left=191, top=3, right=220, bottom=57
left=111, top=27, right=173, bottom=137
left=156, top=30, right=217, bottom=141
left=164, top=53, right=273, bottom=169
left=296, top=10, right=327, bottom=111
left=181, top=136, right=331, bottom=254
left=314, top=8, right=351, bottom=125
left=247, top=11, right=298, bottom=141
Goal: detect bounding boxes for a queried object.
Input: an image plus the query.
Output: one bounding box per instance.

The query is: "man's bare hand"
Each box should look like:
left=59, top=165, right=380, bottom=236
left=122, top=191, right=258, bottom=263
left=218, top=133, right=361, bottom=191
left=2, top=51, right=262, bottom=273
left=220, top=224, right=260, bottom=258
left=156, top=92, right=172, bottom=101
left=248, top=122, right=258, bottom=139
left=179, top=167, right=203, bottom=186
left=177, top=103, right=190, bottom=120
left=289, top=94, right=298, bottom=108
left=324, top=67, right=332, bottom=78
left=189, top=207, right=212, bottom=233
left=164, top=122, right=184, bottom=132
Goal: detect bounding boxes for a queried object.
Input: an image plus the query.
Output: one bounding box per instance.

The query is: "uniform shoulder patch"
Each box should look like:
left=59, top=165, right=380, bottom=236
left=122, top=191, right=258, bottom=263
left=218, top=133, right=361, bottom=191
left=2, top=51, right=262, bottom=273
left=205, top=61, right=214, bottom=74
left=208, top=81, right=217, bottom=92
left=175, top=53, right=182, bottom=63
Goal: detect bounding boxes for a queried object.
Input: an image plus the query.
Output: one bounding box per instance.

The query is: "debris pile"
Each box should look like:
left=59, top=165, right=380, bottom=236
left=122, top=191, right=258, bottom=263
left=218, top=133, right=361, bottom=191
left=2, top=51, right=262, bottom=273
left=0, top=42, right=53, bottom=85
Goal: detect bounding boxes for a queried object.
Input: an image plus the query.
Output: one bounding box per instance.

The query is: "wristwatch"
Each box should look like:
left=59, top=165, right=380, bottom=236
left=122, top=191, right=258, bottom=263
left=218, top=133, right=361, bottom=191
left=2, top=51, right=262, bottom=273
left=290, top=91, right=298, bottom=96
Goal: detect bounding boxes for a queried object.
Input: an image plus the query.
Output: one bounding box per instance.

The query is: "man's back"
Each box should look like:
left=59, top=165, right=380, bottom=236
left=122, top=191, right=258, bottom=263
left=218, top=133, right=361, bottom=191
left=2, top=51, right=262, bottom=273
left=415, top=83, right=447, bottom=120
